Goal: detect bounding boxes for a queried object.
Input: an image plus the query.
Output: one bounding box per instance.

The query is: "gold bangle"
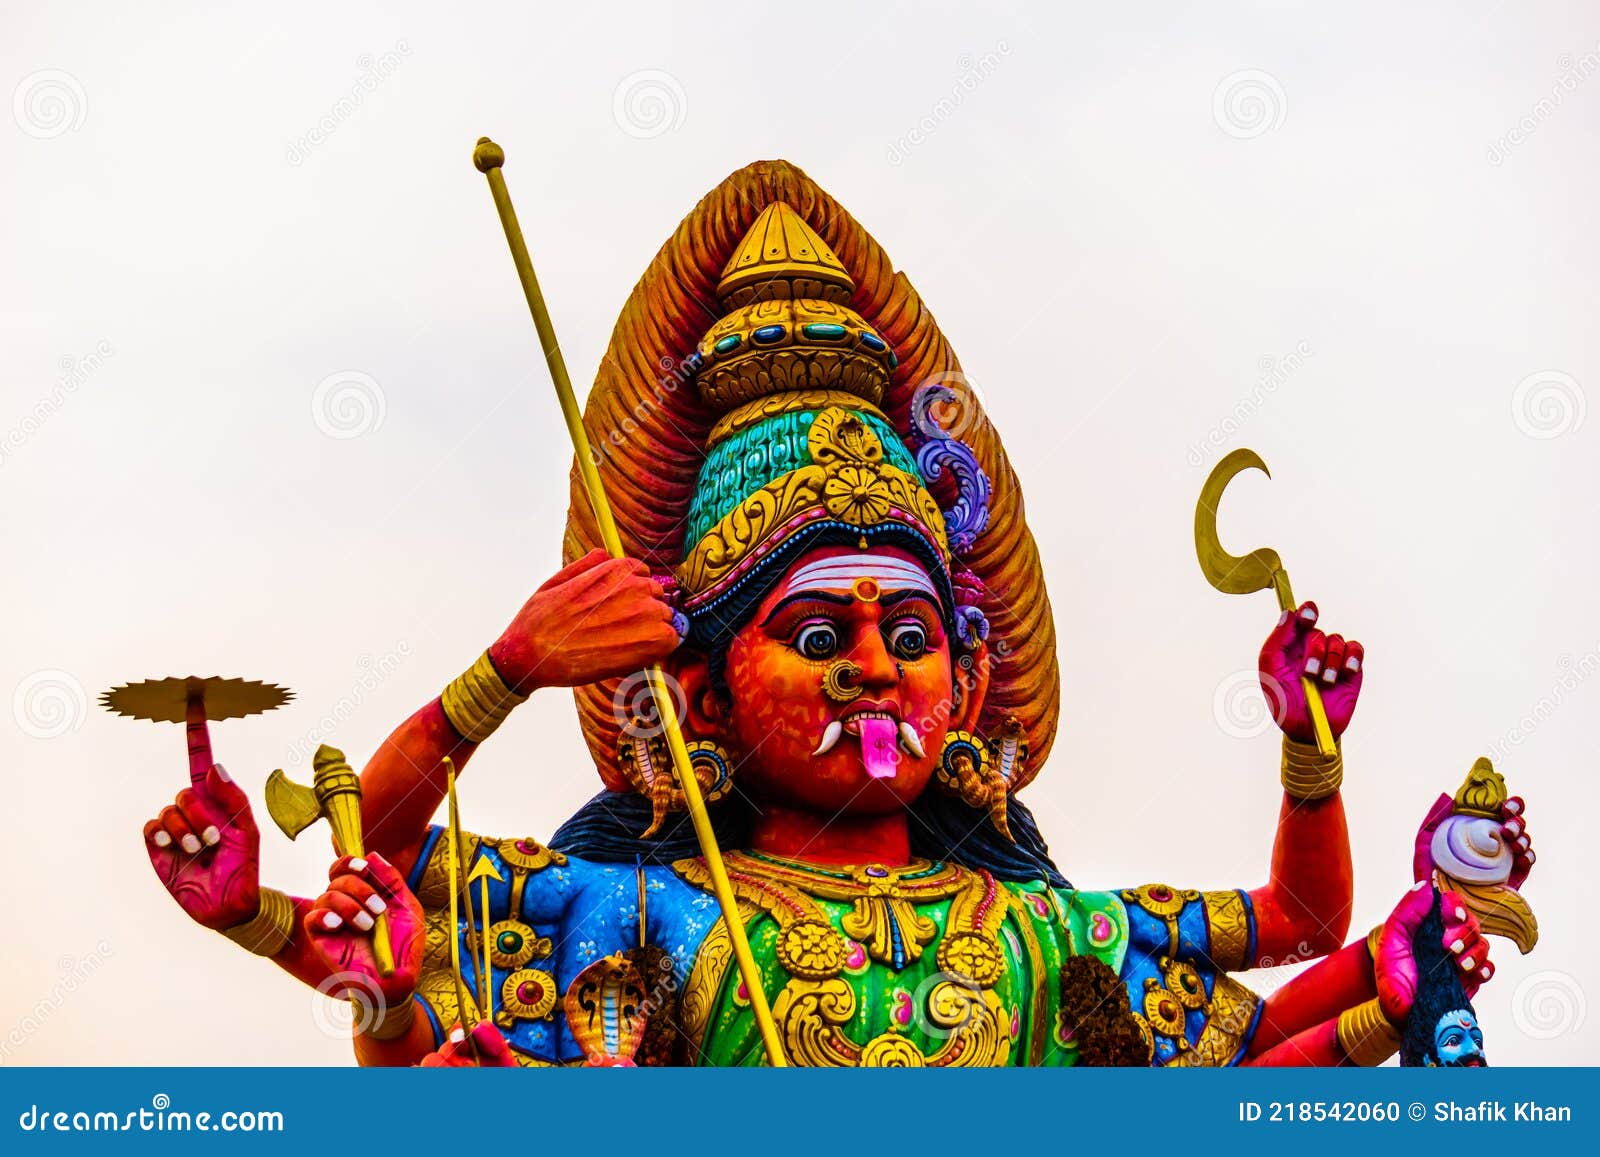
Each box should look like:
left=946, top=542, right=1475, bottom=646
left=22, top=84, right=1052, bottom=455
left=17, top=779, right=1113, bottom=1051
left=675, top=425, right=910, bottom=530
left=221, top=887, right=296, bottom=957
left=1281, top=736, right=1343, bottom=800
left=361, top=994, right=418, bottom=1041
left=1336, top=997, right=1401, bottom=1067
left=441, top=651, right=528, bottom=743
left=1366, top=923, right=1384, bottom=961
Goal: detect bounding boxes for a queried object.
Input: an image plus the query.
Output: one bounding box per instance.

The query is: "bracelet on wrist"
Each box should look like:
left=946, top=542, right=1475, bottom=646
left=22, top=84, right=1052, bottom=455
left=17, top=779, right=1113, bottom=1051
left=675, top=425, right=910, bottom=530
left=220, top=887, right=296, bottom=958
left=1281, top=736, right=1343, bottom=801
left=441, top=650, right=528, bottom=743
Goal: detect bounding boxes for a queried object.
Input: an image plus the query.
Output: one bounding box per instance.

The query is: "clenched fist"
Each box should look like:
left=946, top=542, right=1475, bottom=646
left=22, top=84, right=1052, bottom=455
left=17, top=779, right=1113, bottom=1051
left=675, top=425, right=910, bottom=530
left=1259, top=601, right=1364, bottom=743
left=488, top=547, right=682, bottom=692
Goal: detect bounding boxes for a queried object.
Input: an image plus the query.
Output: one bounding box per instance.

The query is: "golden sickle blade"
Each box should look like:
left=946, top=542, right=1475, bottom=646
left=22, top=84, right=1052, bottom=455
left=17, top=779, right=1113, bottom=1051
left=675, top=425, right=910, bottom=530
left=1195, top=448, right=1337, bottom=756
left=471, top=137, right=786, bottom=1066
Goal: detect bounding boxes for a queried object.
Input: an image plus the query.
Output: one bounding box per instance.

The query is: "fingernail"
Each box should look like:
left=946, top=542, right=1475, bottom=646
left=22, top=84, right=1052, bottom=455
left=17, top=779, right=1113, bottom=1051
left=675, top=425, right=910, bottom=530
left=1505, top=799, right=1522, bottom=815
left=353, top=911, right=374, bottom=931
left=322, top=912, right=342, bottom=930
left=1482, top=965, right=1493, bottom=979
left=1303, top=657, right=1320, bottom=676
left=349, top=857, right=368, bottom=872
left=1455, top=907, right=1466, bottom=922
left=1345, top=657, right=1360, bottom=672
left=1321, top=667, right=1337, bottom=684
left=1461, top=956, right=1475, bottom=970
left=1505, top=820, right=1521, bottom=837
left=1412, top=880, right=1428, bottom=891
left=214, top=763, right=232, bottom=784
left=1300, top=607, right=1317, bottom=621
left=1527, top=851, right=1536, bottom=864
left=1278, top=610, right=1290, bottom=626
left=366, top=895, right=387, bottom=915
left=152, top=831, right=172, bottom=848
left=1450, top=938, right=1464, bottom=954
left=202, top=826, right=221, bottom=846
left=1518, top=836, right=1530, bottom=850
left=450, top=1027, right=465, bottom=1044
left=180, top=835, right=202, bottom=855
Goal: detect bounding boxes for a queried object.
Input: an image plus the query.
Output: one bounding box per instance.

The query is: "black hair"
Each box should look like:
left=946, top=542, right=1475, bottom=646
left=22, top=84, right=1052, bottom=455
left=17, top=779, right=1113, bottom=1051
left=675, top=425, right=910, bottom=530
left=1399, top=890, right=1485, bottom=1067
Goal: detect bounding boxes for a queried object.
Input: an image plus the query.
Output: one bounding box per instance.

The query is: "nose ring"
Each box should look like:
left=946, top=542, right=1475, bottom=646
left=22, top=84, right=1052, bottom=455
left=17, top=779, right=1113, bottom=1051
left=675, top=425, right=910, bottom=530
left=821, top=659, right=864, bottom=703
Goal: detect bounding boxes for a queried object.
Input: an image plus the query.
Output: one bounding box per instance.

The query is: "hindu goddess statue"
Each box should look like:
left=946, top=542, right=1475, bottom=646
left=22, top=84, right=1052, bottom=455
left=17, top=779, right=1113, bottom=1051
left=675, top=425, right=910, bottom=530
left=141, top=161, right=1533, bottom=1067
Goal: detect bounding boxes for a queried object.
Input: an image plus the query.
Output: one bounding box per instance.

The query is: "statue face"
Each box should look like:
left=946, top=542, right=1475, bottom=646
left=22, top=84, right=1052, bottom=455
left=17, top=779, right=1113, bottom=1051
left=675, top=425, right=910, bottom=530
left=717, top=545, right=961, bottom=813
left=1432, top=1009, right=1485, bottom=1067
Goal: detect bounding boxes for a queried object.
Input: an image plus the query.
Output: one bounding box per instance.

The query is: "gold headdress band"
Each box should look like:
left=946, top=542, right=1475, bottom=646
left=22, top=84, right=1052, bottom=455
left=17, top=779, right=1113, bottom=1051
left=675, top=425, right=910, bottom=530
left=564, top=160, right=1059, bottom=795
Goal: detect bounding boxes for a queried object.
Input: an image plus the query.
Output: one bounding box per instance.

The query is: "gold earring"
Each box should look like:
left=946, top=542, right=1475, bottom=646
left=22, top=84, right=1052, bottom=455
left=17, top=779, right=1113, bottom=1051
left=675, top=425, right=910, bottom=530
left=821, top=659, right=864, bottom=704
left=935, top=730, right=1012, bottom=840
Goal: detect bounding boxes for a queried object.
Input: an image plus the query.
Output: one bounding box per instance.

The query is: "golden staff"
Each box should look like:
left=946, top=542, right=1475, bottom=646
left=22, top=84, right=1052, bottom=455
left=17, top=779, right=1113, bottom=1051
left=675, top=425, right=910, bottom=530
left=440, top=757, right=479, bottom=1060
left=470, top=137, right=787, bottom=1067
left=1195, top=449, right=1337, bottom=755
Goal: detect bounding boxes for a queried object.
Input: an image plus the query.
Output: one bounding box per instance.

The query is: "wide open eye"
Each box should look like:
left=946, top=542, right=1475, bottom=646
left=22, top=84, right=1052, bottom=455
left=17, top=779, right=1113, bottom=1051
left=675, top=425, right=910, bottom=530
left=794, top=621, right=839, bottom=660
left=886, top=620, right=928, bottom=661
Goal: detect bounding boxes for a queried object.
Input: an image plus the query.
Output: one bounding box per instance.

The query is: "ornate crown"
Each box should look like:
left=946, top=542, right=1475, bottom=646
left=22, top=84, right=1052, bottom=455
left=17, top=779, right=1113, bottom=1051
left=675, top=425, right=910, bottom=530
left=688, top=203, right=898, bottom=416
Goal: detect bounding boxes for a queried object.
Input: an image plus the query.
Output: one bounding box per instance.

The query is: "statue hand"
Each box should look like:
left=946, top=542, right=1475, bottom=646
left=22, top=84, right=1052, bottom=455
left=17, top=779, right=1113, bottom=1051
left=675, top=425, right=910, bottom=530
left=1258, top=600, right=1364, bottom=742
left=1375, top=884, right=1492, bottom=1025
left=142, top=763, right=260, bottom=932
left=1413, top=793, right=1535, bottom=890
left=419, top=1020, right=519, bottom=1067
left=489, top=547, right=681, bottom=692
left=306, top=853, right=424, bottom=1010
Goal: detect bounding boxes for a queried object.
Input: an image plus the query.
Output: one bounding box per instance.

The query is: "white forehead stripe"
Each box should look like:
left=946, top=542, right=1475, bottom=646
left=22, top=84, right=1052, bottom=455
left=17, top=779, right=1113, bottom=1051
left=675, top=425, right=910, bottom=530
left=783, top=554, right=938, bottom=599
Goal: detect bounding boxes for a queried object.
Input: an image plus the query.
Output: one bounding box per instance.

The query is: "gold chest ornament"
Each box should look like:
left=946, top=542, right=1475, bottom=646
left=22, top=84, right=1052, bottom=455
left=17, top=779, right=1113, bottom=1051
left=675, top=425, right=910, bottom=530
left=676, top=852, right=1015, bottom=1067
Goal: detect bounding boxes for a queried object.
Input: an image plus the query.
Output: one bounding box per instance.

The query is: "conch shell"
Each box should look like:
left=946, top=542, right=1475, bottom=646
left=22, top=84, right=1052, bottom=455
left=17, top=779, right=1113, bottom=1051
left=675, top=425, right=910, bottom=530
left=1427, top=758, right=1538, bottom=954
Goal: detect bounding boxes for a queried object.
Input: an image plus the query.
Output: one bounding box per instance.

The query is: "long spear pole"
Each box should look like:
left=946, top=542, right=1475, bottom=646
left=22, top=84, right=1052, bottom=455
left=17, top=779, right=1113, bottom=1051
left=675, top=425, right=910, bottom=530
left=471, top=137, right=786, bottom=1067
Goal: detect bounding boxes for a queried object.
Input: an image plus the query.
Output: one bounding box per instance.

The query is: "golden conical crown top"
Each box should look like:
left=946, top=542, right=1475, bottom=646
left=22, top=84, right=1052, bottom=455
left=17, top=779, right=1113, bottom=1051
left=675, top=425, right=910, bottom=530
left=1453, top=756, right=1508, bottom=818
left=716, top=202, right=854, bottom=307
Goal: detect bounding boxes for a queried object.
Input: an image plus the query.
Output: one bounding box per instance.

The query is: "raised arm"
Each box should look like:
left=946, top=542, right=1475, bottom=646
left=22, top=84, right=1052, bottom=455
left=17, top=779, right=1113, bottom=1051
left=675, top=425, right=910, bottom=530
left=359, top=548, right=680, bottom=875
left=1247, top=601, right=1362, bottom=961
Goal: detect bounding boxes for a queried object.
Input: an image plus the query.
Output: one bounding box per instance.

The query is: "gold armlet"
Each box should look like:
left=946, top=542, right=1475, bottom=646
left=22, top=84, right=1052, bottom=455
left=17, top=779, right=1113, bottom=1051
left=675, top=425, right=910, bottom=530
left=1336, top=998, right=1401, bottom=1067
left=1281, top=736, right=1343, bottom=801
left=361, top=994, right=418, bottom=1042
left=441, top=651, right=528, bottom=743
left=221, top=887, right=296, bottom=957
left=1366, top=923, right=1384, bottom=961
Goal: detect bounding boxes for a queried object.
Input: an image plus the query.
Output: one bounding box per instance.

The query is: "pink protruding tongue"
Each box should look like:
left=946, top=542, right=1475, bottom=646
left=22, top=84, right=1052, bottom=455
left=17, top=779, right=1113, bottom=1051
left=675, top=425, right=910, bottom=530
left=859, top=717, right=901, bottom=780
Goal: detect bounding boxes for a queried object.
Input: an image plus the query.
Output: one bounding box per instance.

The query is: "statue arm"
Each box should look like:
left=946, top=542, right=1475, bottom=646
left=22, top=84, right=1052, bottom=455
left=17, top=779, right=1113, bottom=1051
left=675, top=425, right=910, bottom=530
left=1246, top=603, right=1362, bottom=962
left=359, top=548, right=681, bottom=876
left=1246, top=761, right=1353, bottom=963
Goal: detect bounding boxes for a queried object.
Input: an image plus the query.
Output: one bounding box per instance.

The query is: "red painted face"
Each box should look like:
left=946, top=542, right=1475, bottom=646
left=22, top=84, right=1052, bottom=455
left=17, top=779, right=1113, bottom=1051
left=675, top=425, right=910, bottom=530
left=717, top=544, right=956, bottom=814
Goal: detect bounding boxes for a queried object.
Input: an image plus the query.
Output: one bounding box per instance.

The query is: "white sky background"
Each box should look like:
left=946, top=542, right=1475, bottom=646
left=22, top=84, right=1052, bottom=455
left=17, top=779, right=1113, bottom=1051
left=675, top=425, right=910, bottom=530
left=2, top=0, right=1596, bottom=1065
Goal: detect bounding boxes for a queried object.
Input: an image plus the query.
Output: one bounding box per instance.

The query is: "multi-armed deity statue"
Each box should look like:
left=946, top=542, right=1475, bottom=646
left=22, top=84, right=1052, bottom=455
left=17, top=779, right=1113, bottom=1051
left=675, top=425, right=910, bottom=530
left=132, top=158, right=1538, bottom=1067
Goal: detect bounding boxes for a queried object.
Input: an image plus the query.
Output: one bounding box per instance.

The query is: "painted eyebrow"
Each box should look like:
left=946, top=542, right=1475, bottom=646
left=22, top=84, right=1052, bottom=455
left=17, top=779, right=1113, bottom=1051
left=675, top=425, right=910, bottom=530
left=759, top=590, right=853, bottom=626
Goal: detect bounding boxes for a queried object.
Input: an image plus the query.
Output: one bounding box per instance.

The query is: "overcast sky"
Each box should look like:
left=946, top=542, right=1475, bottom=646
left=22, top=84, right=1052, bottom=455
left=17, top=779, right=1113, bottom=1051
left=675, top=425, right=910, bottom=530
left=3, top=1, right=1596, bottom=1065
